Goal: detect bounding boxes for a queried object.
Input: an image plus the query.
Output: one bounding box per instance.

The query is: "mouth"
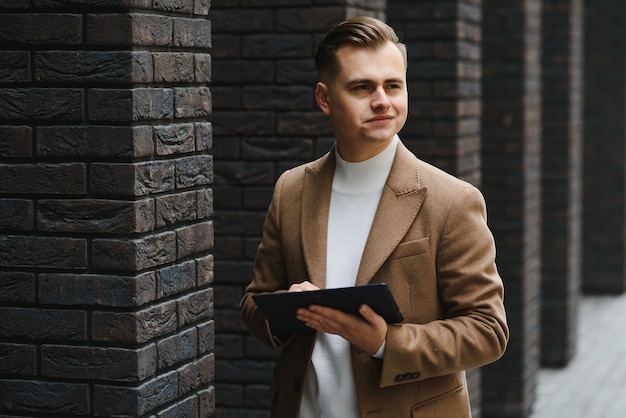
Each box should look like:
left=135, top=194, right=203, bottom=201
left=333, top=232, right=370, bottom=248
left=367, top=115, right=394, bottom=122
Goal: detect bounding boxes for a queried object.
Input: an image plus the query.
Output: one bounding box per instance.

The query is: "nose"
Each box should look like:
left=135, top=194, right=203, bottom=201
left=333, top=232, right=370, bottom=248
left=371, top=86, right=391, bottom=110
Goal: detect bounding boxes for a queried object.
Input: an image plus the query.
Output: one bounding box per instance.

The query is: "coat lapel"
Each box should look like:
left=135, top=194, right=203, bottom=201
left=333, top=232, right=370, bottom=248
left=355, top=143, right=428, bottom=286
left=301, top=151, right=335, bottom=289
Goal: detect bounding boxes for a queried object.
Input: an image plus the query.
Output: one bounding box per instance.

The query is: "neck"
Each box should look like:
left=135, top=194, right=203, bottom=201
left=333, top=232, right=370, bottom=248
left=336, top=138, right=395, bottom=162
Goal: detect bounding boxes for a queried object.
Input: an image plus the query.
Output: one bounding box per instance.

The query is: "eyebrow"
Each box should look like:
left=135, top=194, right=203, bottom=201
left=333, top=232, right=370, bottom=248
left=345, top=77, right=405, bottom=86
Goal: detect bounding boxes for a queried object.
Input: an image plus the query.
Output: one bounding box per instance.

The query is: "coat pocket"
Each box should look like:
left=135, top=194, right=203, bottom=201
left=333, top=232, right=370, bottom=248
left=390, top=236, right=430, bottom=260
left=411, top=384, right=470, bottom=418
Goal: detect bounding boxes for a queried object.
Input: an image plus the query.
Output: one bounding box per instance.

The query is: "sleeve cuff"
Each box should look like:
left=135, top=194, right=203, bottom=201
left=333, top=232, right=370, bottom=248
left=372, top=339, right=386, bottom=359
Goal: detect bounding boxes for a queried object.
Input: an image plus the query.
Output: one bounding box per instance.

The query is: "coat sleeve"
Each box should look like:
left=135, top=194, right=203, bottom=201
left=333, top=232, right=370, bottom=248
left=379, top=185, right=509, bottom=387
left=240, top=172, right=294, bottom=349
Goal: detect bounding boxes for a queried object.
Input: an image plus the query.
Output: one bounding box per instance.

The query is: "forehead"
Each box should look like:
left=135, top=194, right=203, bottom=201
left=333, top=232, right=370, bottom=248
left=333, top=42, right=406, bottom=82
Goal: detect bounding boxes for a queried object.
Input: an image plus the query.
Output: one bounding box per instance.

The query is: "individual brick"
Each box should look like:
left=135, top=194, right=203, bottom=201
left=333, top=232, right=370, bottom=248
left=39, top=272, right=156, bottom=307
left=196, top=254, right=214, bottom=287
left=197, top=188, right=213, bottom=219
left=212, top=59, right=274, bottom=84
left=155, top=190, right=197, bottom=227
left=37, top=199, right=154, bottom=234
left=194, top=122, right=212, bottom=151
left=90, top=161, right=175, bottom=197
left=88, top=88, right=173, bottom=122
left=175, top=155, right=213, bottom=188
left=157, top=396, right=199, bottom=418
left=178, top=288, right=213, bottom=327
left=0, top=307, right=87, bottom=340
left=0, top=163, right=86, bottom=195
left=0, top=236, right=87, bottom=269
left=0, top=380, right=89, bottom=415
left=195, top=53, right=211, bottom=82
left=91, top=301, right=177, bottom=344
left=0, top=198, right=33, bottom=231
left=41, top=344, right=157, bottom=382
left=0, top=272, right=35, bottom=303
left=34, top=51, right=153, bottom=83
left=0, top=125, right=31, bottom=157
left=0, top=13, right=82, bottom=45
left=86, top=13, right=172, bottom=46
left=275, top=7, right=346, bottom=32
left=153, top=52, right=194, bottom=83
left=194, top=0, right=210, bottom=15
left=153, top=0, right=194, bottom=14
left=93, top=371, right=178, bottom=416
left=38, top=198, right=154, bottom=233
left=242, top=34, right=311, bottom=58
left=0, top=88, right=82, bottom=121
left=0, top=51, right=30, bottom=83
left=172, top=17, right=212, bottom=48
left=156, top=260, right=196, bottom=298
left=36, top=125, right=154, bottom=158
left=197, top=320, right=215, bottom=354
left=176, top=221, right=213, bottom=259
left=198, top=386, right=215, bottom=417
left=154, top=123, right=195, bottom=155
left=0, top=343, right=36, bottom=376
left=92, top=231, right=176, bottom=271
left=157, top=327, right=197, bottom=369
left=210, top=9, right=272, bottom=33
left=276, top=111, right=333, bottom=136
left=242, top=86, right=312, bottom=110
left=174, top=87, right=211, bottom=118
left=178, top=353, right=214, bottom=394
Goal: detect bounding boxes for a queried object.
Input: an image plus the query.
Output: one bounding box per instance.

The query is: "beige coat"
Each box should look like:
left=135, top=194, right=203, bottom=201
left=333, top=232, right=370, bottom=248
left=241, top=142, right=508, bottom=418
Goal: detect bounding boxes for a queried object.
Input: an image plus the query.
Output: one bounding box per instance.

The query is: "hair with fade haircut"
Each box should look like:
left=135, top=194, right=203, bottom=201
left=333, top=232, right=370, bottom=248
left=315, top=15, right=407, bottom=82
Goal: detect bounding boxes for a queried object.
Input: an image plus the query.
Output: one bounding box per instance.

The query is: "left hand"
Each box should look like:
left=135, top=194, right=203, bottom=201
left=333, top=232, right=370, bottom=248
left=296, top=303, right=387, bottom=355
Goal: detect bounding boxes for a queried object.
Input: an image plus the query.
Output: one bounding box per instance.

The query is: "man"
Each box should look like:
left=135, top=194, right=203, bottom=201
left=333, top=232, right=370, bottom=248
left=240, top=15, right=508, bottom=418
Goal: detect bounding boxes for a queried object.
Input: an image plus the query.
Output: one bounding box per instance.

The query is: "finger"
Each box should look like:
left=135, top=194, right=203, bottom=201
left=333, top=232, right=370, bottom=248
left=359, top=304, right=384, bottom=325
left=289, top=281, right=319, bottom=292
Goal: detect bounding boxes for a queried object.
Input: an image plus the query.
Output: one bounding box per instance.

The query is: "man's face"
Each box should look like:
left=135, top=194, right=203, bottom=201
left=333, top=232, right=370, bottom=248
left=315, top=41, right=408, bottom=162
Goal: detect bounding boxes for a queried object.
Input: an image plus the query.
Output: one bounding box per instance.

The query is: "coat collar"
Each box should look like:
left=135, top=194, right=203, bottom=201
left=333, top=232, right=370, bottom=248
left=301, top=141, right=428, bottom=288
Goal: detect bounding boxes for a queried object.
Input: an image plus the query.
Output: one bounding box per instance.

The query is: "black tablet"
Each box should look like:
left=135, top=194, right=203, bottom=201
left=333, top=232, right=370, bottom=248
left=252, top=283, right=404, bottom=334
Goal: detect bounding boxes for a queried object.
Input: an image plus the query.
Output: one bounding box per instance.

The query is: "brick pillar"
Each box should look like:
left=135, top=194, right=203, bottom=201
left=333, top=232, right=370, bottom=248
left=582, top=0, right=626, bottom=294
left=0, top=2, right=214, bottom=417
left=386, top=1, right=484, bottom=416
left=480, top=1, right=542, bottom=417
left=211, top=1, right=385, bottom=415
left=540, top=0, right=583, bottom=367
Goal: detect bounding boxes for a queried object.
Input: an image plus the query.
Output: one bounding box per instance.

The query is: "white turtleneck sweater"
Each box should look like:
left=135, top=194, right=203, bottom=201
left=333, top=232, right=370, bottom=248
left=299, top=136, right=399, bottom=418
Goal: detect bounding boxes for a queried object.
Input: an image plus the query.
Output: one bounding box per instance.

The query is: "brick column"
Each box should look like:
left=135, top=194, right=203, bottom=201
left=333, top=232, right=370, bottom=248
left=481, top=1, right=542, bottom=417
left=387, top=1, right=484, bottom=416
left=540, top=0, right=583, bottom=367
left=0, top=1, right=214, bottom=417
left=211, top=1, right=385, bottom=415
left=582, top=0, right=626, bottom=294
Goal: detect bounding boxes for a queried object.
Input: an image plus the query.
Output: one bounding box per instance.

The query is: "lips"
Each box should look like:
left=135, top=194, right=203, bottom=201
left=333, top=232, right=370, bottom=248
left=367, top=115, right=394, bottom=122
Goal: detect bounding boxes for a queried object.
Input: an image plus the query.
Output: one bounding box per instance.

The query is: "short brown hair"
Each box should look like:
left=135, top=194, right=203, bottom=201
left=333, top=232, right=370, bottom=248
left=315, top=16, right=407, bottom=81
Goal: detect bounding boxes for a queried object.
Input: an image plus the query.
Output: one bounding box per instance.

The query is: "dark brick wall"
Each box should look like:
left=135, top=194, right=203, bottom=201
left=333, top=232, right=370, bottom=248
left=540, top=0, right=583, bottom=367
left=0, top=1, right=214, bottom=417
left=582, top=0, right=626, bottom=293
left=480, top=0, right=542, bottom=417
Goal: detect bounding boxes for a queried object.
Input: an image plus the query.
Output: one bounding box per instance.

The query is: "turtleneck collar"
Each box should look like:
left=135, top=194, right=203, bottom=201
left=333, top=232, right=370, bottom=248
left=332, top=135, right=399, bottom=195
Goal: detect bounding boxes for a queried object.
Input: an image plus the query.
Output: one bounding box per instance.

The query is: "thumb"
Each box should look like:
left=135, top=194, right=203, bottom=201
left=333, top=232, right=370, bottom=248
left=359, top=304, right=383, bottom=324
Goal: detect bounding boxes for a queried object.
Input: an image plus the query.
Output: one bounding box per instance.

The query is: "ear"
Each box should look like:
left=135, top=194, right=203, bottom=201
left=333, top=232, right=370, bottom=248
left=315, top=82, right=331, bottom=115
